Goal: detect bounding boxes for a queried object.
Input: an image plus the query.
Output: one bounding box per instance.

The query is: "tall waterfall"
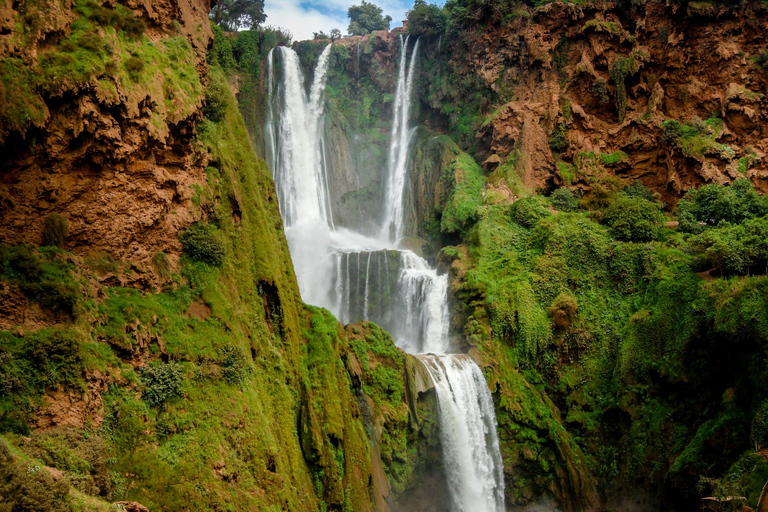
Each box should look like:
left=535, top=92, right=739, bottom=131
left=419, top=355, right=506, bottom=512
left=381, top=35, right=420, bottom=244
left=265, top=39, right=504, bottom=512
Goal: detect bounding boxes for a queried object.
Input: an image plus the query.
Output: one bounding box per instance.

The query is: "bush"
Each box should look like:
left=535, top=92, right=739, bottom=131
left=593, top=78, right=610, bottom=105
left=78, top=32, right=103, bottom=53
left=753, top=50, right=768, bottom=72
left=662, top=119, right=684, bottom=145
left=24, top=329, right=83, bottom=389
left=548, top=123, right=568, bottom=152
left=203, top=73, right=230, bottom=123
left=621, top=180, right=656, bottom=202
left=0, top=441, right=72, bottom=512
left=511, top=197, right=550, bottom=228
left=42, top=214, right=68, bottom=248
left=139, top=361, right=184, bottom=407
left=24, top=428, right=111, bottom=497
left=752, top=400, right=768, bottom=449
left=221, top=345, right=253, bottom=385
left=124, top=56, right=144, bottom=79
left=602, top=196, right=664, bottom=242
left=675, top=179, right=768, bottom=228
left=0, top=246, right=79, bottom=315
left=179, top=222, right=226, bottom=267
left=549, top=292, right=578, bottom=329
left=550, top=187, right=579, bottom=212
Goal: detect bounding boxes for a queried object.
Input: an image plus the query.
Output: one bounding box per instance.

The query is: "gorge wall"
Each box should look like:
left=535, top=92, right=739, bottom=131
left=2, top=0, right=768, bottom=511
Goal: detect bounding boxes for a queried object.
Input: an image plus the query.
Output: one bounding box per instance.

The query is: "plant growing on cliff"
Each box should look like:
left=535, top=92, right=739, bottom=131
left=549, top=292, right=578, bottom=329
left=139, top=362, right=184, bottom=408
left=550, top=187, right=579, bottom=212
left=548, top=123, right=569, bottom=153
left=42, top=214, right=68, bottom=248
left=511, top=196, right=550, bottom=228
left=180, top=222, right=226, bottom=267
left=602, top=195, right=664, bottom=242
left=347, top=1, right=392, bottom=35
left=0, top=441, right=72, bottom=512
left=610, top=56, right=636, bottom=122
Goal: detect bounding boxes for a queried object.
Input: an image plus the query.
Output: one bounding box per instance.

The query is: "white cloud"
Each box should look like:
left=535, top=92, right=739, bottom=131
left=263, top=0, right=413, bottom=42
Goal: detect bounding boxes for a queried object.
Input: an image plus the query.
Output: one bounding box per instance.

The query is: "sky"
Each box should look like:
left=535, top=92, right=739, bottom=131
left=263, top=0, right=444, bottom=42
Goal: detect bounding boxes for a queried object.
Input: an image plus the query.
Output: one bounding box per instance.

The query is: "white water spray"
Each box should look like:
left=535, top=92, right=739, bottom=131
left=419, top=354, right=506, bottom=512
left=381, top=35, right=421, bottom=244
left=265, top=38, right=504, bottom=512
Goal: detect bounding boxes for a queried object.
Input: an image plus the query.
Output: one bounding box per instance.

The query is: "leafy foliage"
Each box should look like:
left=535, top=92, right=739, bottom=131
left=548, top=123, right=568, bottom=152
left=179, top=222, right=226, bottom=267
left=510, top=196, right=551, bottom=228
left=139, top=362, right=184, bottom=408
left=407, top=1, right=448, bottom=37
left=347, top=1, right=392, bottom=35
left=440, top=152, right=486, bottom=235
left=209, top=0, right=266, bottom=32
left=602, top=195, right=664, bottom=242
left=0, top=441, right=72, bottom=512
left=549, top=187, right=579, bottom=212
left=676, top=179, right=768, bottom=230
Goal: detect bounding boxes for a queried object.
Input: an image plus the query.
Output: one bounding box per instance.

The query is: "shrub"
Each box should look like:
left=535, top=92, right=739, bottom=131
left=753, top=50, right=768, bottom=72
left=139, top=361, right=184, bottom=407
left=675, top=179, right=768, bottom=228
left=0, top=246, right=79, bottom=315
left=78, top=32, right=103, bottom=53
left=621, top=180, right=656, bottom=202
left=0, top=441, right=71, bottom=512
left=203, top=73, right=230, bottom=123
left=752, top=400, right=768, bottom=449
left=550, top=187, right=579, bottom=212
left=25, top=428, right=111, bottom=497
left=24, top=329, right=83, bottom=389
left=42, top=214, right=68, bottom=248
left=593, top=78, right=610, bottom=105
left=548, top=123, right=568, bottom=152
left=602, top=196, right=664, bottom=242
left=124, top=56, right=144, bottom=79
left=549, top=292, right=578, bottom=329
left=221, top=346, right=253, bottom=385
left=511, top=197, right=550, bottom=228
left=662, top=119, right=684, bottom=145
left=179, top=222, right=226, bottom=266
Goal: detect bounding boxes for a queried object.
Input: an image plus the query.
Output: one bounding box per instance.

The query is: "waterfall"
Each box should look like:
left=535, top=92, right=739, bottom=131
left=265, top=38, right=504, bottom=512
left=419, top=355, right=506, bottom=512
left=381, top=35, right=420, bottom=244
left=265, top=44, right=335, bottom=305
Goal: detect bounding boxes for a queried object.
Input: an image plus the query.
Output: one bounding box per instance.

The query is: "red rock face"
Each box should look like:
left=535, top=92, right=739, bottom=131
left=0, top=0, right=212, bottom=275
left=449, top=2, right=768, bottom=203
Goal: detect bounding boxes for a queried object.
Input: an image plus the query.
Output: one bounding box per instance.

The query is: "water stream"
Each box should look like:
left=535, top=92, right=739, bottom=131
left=265, top=36, right=505, bottom=512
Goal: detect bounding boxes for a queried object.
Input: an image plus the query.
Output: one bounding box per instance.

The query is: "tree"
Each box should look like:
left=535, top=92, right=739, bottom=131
left=330, top=28, right=342, bottom=40
left=407, top=1, right=447, bottom=37
left=313, top=30, right=330, bottom=40
left=210, top=0, right=266, bottom=31
left=550, top=187, right=579, bottom=212
left=348, top=1, right=392, bottom=36
left=602, top=196, right=665, bottom=242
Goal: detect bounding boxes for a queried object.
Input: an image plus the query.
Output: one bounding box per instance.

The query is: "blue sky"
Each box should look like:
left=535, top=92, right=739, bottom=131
left=264, top=0, right=445, bottom=42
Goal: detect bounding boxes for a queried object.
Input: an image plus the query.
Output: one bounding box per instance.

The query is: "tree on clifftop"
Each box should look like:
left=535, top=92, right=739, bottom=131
left=210, top=0, right=266, bottom=31
left=348, top=1, right=392, bottom=35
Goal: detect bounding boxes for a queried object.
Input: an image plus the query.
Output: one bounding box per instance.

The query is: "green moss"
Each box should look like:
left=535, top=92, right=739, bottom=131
left=440, top=152, right=486, bottom=235
left=600, top=151, right=628, bottom=166
left=0, top=58, right=48, bottom=144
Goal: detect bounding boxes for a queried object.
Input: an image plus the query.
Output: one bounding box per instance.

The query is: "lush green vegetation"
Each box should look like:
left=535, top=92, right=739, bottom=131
left=347, top=1, right=392, bottom=35
left=444, top=177, right=768, bottom=507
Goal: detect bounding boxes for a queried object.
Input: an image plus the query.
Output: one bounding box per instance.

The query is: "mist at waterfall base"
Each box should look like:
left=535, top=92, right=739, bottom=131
left=265, top=38, right=505, bottom=512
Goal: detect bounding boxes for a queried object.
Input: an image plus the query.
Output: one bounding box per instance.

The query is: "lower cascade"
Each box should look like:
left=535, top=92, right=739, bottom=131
left=266, top=37, right=505, bottom=511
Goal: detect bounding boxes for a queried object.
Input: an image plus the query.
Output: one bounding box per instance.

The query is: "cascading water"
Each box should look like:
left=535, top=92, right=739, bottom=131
left=266, top=38, right=504, bottom=512
left=381, top=35, right=420, bottom=244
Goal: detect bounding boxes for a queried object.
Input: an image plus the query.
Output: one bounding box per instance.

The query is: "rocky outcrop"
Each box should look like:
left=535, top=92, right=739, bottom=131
left=0, top=0, right=213, bottom=278
left=419, top=1, right=768, bottom=204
